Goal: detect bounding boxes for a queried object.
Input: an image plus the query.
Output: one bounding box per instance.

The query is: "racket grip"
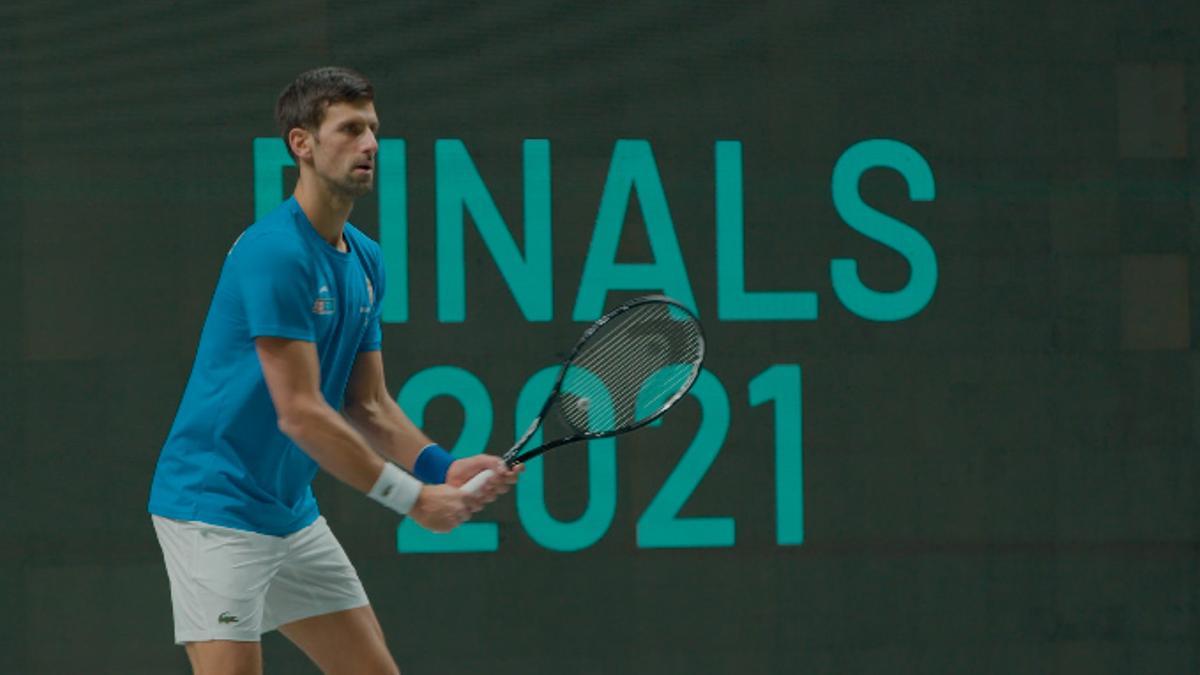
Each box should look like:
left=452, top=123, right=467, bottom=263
left=459, top=468, right=496, bottom=495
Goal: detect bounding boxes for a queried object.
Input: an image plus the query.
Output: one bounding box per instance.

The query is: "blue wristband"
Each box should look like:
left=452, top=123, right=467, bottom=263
left=413, top=444, right=455, bottom=484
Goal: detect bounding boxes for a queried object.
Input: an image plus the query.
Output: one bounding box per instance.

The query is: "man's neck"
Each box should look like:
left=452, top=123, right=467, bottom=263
left=293, top=174, right=353, bottom=249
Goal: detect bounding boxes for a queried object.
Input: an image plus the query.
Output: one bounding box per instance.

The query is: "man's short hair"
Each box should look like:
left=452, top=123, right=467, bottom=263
left=276, top=67, right=375, bottom=159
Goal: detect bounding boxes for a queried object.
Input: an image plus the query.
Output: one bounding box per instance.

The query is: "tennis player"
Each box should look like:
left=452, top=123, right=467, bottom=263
left=148, top=66, right=517, bottom=674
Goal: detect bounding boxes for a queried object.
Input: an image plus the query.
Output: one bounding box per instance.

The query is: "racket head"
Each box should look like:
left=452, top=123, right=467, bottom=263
left=505, top=295, right=705, bottom=464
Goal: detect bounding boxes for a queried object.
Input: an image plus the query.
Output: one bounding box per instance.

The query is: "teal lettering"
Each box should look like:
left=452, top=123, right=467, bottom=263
left=749, top=364, right=804, bottom=545
left=378, top=139, right=408, bottom=323
left=636, top=370, right=735, bottom=548
left=830, top=139, right=937, bottom=321
left=516, top=366, right=617, bottom=551
left=715, top=141, right=818, bottom=320
left=436, top=139, right=552, bottom=322
left=396, top=366, right=498, bottom=553
left=253, top=138, right=294, bottom=220
left=573, top=140, right=697, bottom=320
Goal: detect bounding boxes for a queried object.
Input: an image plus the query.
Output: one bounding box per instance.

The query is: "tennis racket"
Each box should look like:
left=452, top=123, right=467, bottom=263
left=461, top=294, right=705, bottom=494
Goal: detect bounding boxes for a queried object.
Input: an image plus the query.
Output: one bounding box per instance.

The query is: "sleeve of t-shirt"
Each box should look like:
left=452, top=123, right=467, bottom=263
left=232, top=233, right=316, bottom=342
left=358, top=248, right=385, bottom=352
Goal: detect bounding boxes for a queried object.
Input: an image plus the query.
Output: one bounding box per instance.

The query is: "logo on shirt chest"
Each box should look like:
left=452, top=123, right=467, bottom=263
left=313, top=285, right=336, bottom=316
left=311, top=279, right=370, bottom=320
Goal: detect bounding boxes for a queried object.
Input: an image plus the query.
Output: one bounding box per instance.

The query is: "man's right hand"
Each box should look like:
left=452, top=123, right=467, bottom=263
left=408, top=484, right=482, bottom=533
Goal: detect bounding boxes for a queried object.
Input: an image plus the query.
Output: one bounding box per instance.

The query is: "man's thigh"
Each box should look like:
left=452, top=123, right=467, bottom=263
left=184, top=640, right=263, bottom=675
left=280, top=605, right=398, bottom=675
left=266, top=517, right=394, bottom=673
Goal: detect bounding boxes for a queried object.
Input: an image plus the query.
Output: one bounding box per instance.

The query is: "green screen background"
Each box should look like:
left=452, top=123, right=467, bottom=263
left=2, top=1, right=1198, bottom=673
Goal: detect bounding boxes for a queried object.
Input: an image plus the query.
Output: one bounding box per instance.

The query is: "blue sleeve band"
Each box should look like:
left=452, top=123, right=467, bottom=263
left=413, top=444, right=455, bottom=484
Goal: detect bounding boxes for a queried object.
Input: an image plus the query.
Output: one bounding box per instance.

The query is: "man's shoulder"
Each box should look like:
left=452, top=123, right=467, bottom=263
left=229, top=207, right=307, bottom=263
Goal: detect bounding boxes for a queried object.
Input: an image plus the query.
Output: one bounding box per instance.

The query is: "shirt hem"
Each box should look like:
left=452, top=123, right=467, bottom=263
left=147, top=503, right=319, bottom=538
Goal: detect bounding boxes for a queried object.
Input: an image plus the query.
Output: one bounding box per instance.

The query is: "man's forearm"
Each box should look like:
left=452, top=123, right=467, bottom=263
left=279, top=402, right=389, bottom=493
left=343, top=395, right=434, bottom=471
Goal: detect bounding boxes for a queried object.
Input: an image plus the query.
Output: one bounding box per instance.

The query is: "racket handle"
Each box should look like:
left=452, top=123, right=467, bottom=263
left=459, top=468, right=496, bottom=495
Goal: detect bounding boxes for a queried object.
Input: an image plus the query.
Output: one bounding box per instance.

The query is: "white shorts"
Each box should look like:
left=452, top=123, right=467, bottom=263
left=151, top=515, right=370, bottom=644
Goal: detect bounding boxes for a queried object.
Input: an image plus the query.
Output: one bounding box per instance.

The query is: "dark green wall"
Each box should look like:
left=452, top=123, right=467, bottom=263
left=2, top=1, right=1197, bottom=673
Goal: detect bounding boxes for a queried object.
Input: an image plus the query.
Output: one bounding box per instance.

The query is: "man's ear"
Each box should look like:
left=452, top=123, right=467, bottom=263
left=288, top=127, right=314, bottom=161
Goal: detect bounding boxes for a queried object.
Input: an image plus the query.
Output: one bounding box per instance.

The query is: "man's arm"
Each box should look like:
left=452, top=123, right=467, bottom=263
left=340, top=349, right=434, bottom=472
left=255, top=336, right=478, bottom=531
left=342, top=350, right=520, bottom=497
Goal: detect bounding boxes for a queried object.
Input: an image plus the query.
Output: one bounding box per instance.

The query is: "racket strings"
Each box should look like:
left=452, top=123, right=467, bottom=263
left=580, top=304, right=697, bottom=377
left=559, top=302, right=703, bottom=434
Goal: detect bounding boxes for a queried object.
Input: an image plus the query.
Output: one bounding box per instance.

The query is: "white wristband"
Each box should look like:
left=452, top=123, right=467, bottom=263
left=367, top=463, right=423, bottom=515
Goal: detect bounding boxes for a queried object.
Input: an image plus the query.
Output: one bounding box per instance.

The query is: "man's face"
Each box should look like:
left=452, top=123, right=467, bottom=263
left=304, top=100, right=379, bottom=198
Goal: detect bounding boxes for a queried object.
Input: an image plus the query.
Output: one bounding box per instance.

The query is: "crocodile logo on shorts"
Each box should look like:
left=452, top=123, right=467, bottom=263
left=218, top=611, right=240, bottom=625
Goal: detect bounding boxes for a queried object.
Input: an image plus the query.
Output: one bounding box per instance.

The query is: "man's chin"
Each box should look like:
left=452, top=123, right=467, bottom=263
left=338, top=178, right=374, bottom=198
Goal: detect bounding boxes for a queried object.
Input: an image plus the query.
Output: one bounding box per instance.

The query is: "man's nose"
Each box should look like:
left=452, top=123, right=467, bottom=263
left=362, top=129, right=379, bottom=155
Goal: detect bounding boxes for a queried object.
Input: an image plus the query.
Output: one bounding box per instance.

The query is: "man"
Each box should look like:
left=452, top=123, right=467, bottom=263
left=148, top=66, right=517, bottom=674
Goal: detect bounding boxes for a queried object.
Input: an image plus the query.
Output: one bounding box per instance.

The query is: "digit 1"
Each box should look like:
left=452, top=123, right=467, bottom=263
left=749, top=364, right=804, bottom=545
left=396, top=366, right=499, bottom=553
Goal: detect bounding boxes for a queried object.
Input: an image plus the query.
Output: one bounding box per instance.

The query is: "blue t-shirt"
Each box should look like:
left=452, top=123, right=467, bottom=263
left=148, top=197, right=385, bottom=536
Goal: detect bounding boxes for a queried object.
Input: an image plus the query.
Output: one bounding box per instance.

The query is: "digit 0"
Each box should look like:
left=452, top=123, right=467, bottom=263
left=515, top=366, right=618, bottom=552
